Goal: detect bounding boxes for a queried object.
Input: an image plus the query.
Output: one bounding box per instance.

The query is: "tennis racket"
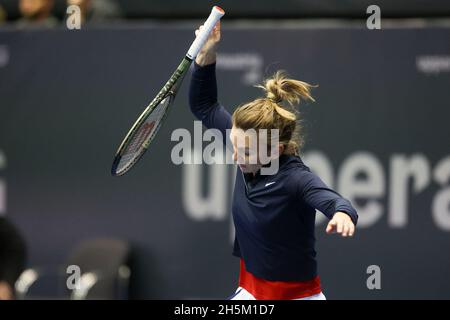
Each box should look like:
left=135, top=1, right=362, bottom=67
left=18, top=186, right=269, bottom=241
left=111, top=6, right=225, bottom=176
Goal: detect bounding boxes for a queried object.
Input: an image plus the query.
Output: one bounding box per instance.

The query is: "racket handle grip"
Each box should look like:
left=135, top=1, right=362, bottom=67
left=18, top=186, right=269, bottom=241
left=186, top=6, right=225, bottom=60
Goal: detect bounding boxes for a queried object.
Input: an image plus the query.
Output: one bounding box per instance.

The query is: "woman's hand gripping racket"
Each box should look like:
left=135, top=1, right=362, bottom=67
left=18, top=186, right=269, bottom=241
left=111, top=6, right=225, bottom=176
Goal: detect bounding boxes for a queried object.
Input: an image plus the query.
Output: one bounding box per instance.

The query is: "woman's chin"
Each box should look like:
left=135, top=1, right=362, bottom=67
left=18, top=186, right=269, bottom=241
left=238, top=164, right=252, bottom=172
left=238, top=164, right=260, bottom=173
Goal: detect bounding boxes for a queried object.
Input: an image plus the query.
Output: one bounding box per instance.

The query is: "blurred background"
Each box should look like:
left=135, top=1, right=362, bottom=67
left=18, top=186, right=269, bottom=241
left=0, top=0, right=449, bottom=299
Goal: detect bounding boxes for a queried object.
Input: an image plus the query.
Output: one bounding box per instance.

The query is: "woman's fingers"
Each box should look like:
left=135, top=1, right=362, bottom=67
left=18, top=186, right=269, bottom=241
left=341, top=222, right=355, bottom=237
left=342, top=224, right=349, bottom=237
left=326, top=220, right=337, bottom=233
left=336, top=220, right=343, bottom=234
left=194, top=25, right=204, bottom=37
left=326, top=215, right=356, bottom=237
left=195, top=23, right=220, bottom=41
left=213, top=21, right=221, bottom=36
left=349, top=223, right=355, bottom=236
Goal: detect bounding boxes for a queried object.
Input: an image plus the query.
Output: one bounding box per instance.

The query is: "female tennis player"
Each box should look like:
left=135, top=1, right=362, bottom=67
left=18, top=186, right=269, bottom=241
left=189, top=22, right=358, bottom=300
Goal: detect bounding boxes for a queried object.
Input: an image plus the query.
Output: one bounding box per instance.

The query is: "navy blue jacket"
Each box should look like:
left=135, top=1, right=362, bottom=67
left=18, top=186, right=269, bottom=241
left=189, top=61, right=358, bottom=281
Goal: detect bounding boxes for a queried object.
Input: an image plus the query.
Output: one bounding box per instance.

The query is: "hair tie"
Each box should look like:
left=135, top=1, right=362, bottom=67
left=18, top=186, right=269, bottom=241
left=267, top=93, right=282, bottom=103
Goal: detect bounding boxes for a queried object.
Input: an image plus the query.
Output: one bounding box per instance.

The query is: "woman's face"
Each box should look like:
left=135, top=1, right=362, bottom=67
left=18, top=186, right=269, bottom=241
left=229, top=126, right=261, bottom=173
left=230, top=126, right=282, bottom=174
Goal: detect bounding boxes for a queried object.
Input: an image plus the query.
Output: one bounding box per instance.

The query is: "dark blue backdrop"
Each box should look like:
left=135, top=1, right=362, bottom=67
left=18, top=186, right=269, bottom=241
left=0, top=23, right=449, bottom=299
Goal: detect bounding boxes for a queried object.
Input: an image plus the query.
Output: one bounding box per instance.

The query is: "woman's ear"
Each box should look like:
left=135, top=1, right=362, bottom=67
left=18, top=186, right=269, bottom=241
left=278, top=144, right=285, bottom=156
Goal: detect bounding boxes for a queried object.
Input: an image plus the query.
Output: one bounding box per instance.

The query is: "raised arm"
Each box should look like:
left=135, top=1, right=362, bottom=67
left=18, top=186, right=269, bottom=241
left=189, top=21, right=232, bottom=144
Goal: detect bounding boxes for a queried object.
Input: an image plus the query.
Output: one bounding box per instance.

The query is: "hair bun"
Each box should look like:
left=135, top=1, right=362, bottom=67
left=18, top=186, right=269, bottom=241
left=257, top=71, right=316, bottom=107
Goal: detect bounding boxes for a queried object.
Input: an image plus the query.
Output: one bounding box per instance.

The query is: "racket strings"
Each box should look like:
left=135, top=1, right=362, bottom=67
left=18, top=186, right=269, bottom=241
left=115, top=96, right=171, bottom=174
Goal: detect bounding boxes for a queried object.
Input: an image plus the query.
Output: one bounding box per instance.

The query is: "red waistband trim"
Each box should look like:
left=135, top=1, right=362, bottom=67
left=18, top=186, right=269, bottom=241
left=238, top=259, right=322, bottom=300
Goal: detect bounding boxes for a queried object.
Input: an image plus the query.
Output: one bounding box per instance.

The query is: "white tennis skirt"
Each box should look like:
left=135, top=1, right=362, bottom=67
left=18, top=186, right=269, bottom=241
left=228, top=287, right=326, bottom=300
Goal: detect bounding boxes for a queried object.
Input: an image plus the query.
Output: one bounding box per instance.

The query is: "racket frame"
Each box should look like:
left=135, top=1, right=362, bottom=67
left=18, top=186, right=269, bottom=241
left=111, top=57, right=192, bottom=176
left=111, top=6, right=225, bottom=176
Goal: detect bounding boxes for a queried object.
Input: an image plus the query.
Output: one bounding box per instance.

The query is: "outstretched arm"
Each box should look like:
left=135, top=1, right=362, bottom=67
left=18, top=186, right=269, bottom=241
left=298, top=170, right=358, bottom=237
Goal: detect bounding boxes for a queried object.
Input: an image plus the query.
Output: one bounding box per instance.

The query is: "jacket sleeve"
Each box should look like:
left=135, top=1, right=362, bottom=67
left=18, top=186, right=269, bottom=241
left=297, top=170, right=358, bottom=225
left=189, top=61, right=232, bottom=146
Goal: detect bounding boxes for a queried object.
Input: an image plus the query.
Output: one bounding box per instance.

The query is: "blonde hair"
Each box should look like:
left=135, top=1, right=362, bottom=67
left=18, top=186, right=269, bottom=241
left=232, top=71, right=316, bottom=156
